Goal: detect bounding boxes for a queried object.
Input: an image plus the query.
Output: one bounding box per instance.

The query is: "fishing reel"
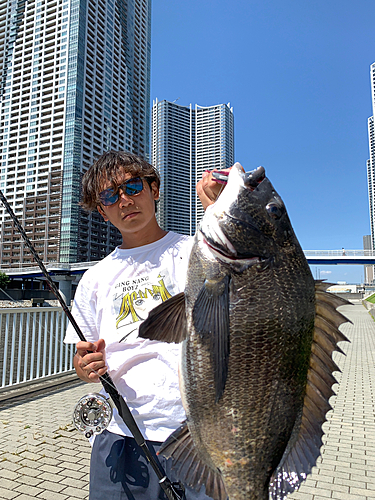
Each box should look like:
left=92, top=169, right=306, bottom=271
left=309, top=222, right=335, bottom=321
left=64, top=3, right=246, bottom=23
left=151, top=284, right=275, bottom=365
left=73, top=393, right=113, bottom=439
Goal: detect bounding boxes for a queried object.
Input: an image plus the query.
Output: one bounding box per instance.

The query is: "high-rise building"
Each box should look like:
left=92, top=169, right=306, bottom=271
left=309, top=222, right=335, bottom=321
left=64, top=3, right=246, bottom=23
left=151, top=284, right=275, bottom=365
left=363, top=235, right=374, bottom=284
left=152, top=100, right=195, bottom=235
left=152, top=99, right=234, bottom=235
left=0, top=0, right=151, bottom=267
left=367, top=63, right=375, bottom=259
left=194, top=104, right=235, bottom=225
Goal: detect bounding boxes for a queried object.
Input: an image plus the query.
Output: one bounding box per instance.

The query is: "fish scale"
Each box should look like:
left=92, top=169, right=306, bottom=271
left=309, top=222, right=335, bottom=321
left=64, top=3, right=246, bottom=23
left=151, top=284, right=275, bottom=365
left=139, top=163, right=349, bottom=500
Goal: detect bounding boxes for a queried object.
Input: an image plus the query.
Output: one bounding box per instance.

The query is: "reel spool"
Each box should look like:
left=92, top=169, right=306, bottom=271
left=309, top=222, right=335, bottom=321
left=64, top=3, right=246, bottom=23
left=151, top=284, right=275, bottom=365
left=73, top=393, right=113, bottom=439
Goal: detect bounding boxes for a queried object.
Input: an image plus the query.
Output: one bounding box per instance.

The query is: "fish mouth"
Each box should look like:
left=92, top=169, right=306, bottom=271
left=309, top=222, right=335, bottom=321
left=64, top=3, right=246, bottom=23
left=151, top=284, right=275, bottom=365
left=205, top=240, right=262, bottom=265
left=201, top=230, right=263, bottom=265
left=199, top=163, right=270, bottom=265
left=200, top=208, right=265, bottom=264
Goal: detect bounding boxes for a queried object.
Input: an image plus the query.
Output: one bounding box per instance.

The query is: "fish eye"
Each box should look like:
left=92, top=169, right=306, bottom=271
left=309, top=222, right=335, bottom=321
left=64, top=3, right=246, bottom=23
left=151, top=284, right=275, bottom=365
left=266, top=202, right=283, bottom=220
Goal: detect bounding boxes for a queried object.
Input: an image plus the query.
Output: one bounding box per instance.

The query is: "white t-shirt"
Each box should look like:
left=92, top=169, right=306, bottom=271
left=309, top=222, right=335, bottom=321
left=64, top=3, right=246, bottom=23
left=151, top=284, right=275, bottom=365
left=64, top=231, right=193, bottom=441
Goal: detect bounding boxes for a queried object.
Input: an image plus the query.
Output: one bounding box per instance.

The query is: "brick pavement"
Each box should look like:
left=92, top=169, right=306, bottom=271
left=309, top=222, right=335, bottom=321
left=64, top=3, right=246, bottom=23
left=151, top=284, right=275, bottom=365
left=289, top=301, right=375, bottom=500
left=0, top=382, right=98, bottom=500
left=0, top=300, right=374, bottom=499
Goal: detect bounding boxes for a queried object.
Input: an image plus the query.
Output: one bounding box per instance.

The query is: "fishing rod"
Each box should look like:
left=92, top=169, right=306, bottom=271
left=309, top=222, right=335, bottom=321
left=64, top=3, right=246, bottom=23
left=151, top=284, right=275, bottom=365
left=0, top=190, right=185, bottom=500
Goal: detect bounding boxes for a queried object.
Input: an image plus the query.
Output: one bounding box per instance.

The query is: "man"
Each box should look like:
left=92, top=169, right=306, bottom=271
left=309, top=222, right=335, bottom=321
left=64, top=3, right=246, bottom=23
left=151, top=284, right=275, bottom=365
left=64, top=151, right=225, bottom=500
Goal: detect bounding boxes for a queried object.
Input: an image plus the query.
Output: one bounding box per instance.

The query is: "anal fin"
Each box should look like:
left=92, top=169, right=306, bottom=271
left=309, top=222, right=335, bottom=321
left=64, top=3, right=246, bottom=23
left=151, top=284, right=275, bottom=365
left=159, top=422, right=228, bottom=500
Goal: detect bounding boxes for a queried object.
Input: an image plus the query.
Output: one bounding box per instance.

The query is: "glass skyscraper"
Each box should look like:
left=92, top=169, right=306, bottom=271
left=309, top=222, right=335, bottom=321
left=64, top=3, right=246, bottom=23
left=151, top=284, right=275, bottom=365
left=367, top=62, right=375, bottom=256
left=152, top=99, right=234, bottom=235
left=0, top=0, right=151, bottom=266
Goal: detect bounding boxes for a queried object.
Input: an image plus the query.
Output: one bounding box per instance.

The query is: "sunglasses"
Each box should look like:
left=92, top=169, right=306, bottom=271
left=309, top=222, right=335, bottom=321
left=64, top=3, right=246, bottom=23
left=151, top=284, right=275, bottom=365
left=99, top=177, right=144, bottom=206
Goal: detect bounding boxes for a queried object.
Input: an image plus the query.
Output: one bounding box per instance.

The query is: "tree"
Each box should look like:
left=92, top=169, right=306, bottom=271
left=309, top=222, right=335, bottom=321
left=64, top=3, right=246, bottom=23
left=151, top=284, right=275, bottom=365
left=0, top=272, right=10, bottom=289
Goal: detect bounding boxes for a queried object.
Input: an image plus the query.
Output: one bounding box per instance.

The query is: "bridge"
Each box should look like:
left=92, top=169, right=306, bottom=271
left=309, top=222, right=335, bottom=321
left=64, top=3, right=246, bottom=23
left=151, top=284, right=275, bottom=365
left=0, top=250, right=374, bottom=279
left=304, top=250, right=375, bottom=265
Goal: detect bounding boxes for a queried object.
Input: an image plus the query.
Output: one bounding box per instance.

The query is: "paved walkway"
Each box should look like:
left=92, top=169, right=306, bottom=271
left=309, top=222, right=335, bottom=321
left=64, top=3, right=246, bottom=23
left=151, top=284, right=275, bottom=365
left=0, top=301, right=374, bottom=499
left=0, top=381, right=98, bottom=500
left=290, top=301, right=375, bottom=500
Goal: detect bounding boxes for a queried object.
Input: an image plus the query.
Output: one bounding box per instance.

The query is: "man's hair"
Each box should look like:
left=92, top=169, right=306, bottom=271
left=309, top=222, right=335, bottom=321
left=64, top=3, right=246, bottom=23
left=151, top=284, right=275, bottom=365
left=81, top=151, right=160, bottom=212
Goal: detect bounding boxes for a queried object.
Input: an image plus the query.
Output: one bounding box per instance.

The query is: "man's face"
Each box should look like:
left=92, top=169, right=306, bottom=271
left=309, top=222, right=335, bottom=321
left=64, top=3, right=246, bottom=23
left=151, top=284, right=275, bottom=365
left=97, top=172, right=160, bottom=239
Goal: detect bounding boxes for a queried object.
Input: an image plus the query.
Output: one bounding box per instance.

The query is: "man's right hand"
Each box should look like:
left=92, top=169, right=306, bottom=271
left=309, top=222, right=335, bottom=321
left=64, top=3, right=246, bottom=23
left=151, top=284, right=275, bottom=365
left=196, top=168, right=231, bottom=210
left=74, top=338, right=107, bottom=383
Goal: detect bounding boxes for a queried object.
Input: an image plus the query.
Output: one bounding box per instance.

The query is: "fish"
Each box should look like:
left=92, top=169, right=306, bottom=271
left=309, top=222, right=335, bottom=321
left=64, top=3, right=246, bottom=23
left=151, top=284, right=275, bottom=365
left=139, top=163, right=350, bottom=500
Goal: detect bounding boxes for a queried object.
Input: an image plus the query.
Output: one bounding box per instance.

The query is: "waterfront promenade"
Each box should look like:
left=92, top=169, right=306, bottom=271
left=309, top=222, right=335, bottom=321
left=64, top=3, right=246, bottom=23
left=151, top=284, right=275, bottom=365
left=0, top=300, right=374, bottom=499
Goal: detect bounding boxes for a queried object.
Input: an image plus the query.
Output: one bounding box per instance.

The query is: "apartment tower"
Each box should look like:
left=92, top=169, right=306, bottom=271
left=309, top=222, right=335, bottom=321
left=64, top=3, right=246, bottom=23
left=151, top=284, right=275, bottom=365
left=152, top=99, right=234, bottom=235
left=367, top=63, right=375, bottom=261
left=0, top=0, right=151, bottom=266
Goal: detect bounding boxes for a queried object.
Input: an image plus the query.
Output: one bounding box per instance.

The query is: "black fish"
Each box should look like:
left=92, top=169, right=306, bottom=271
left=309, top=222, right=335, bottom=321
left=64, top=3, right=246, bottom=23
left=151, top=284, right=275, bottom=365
left=140, top=163, right=350, bottom=500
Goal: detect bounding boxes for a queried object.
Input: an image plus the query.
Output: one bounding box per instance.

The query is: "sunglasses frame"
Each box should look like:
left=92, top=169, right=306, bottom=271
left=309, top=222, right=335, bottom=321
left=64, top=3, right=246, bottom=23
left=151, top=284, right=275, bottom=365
left=98, top=177, right=144, bottom=206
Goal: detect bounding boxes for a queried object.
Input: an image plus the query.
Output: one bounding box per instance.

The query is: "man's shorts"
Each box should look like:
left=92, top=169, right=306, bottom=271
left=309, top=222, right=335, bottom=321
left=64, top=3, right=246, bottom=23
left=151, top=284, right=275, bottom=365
left=89, top=429, right=214, bottom=500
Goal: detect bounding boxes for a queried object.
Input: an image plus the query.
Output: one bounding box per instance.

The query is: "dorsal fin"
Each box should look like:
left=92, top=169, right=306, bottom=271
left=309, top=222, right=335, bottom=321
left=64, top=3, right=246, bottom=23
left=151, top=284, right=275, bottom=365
left=269, top=282, right=350, bottom=498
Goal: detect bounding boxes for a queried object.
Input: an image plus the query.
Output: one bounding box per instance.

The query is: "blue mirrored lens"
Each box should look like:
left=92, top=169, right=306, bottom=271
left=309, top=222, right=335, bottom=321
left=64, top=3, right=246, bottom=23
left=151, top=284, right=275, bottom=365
left=99, top=188, right=118, bottom=206
left=124, top=178, right=143, bottom=195
left=99, top=178, right=143, bottom=205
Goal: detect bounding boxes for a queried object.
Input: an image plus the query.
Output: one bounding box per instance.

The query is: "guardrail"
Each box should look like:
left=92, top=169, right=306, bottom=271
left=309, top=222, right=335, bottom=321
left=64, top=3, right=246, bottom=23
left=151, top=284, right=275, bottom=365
left=0, top=307, right=75, bottom=391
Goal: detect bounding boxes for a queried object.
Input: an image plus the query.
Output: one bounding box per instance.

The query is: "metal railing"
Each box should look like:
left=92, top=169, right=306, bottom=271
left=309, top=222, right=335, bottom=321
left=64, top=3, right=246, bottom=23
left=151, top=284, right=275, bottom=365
left=0, top=260, right=99, bottom=274
left=0, top=306, right=75, bottom=390
left=304, top=250, right=375, bottom=256
left=2, top=252, right=375, bottom=275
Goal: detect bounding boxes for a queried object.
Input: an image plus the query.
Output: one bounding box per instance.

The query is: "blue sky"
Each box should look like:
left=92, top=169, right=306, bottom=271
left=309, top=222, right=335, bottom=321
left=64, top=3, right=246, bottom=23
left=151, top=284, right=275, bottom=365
left=150, top=0, right=375, bottom=284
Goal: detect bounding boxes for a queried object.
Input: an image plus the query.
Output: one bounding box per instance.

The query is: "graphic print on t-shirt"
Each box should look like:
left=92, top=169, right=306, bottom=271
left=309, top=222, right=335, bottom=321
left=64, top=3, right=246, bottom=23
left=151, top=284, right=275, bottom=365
left=113, top=270, right=176, bottom=343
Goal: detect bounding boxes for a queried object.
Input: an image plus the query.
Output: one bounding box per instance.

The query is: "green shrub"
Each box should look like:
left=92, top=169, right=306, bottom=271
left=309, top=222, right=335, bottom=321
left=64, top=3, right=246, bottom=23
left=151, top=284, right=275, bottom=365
left=0, top=272, right=10, bottom=289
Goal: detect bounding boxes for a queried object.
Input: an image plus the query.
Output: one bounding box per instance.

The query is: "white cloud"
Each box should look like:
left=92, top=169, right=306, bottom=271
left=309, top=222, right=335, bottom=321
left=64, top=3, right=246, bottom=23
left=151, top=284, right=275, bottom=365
left=320, top=270, right=332, bottom=275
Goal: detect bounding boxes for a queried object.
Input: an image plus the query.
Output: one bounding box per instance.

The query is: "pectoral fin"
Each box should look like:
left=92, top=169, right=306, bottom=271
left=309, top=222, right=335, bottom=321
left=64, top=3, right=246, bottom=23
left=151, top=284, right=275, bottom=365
left=192, top=275, right=230, bottom=402
left=138, top=292, right=188, bottom=343
left=269, top=282, right=350, bottom=498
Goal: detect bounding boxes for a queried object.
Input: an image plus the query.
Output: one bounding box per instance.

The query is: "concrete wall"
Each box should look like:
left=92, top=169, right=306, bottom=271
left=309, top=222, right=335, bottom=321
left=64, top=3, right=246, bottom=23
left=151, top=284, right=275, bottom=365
left=334, top=292, right=364, bottom=300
